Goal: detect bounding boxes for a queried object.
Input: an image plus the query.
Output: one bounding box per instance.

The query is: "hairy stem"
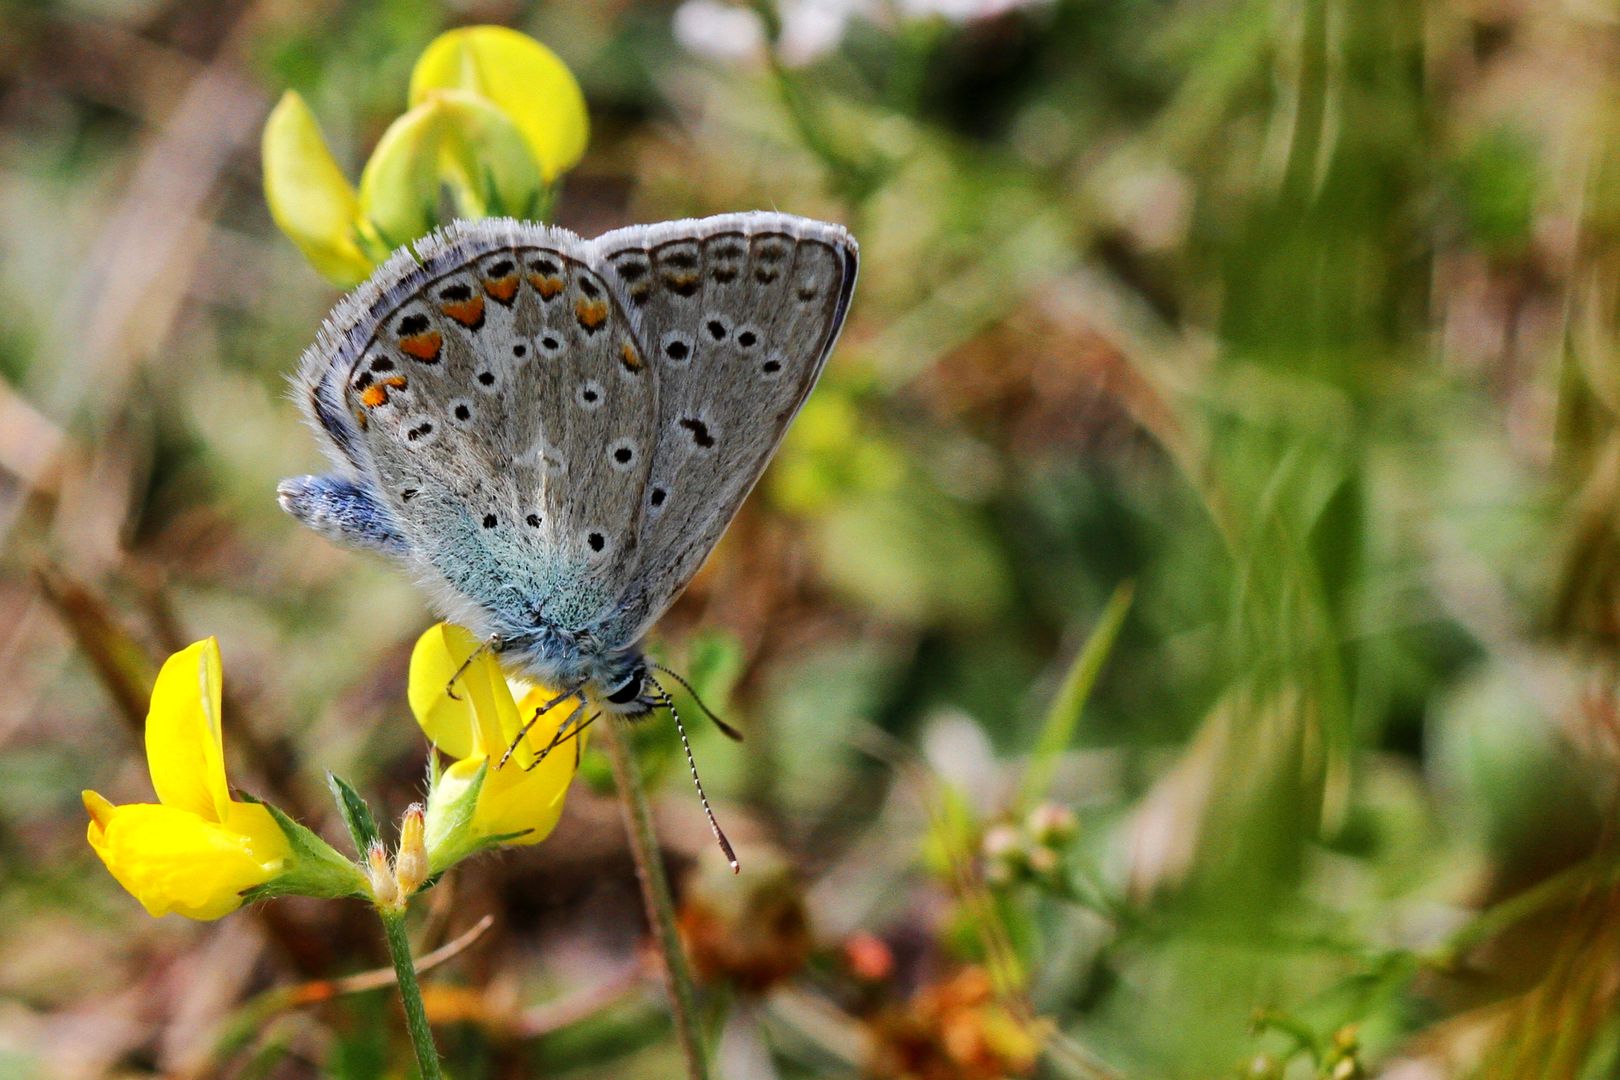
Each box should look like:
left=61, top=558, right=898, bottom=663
left=600, top=716, right=709, bottom=1079
left=378, top=909, right=443, bottom=1080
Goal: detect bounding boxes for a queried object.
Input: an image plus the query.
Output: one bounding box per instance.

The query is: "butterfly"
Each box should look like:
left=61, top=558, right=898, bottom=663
left=279, top=212, right=858, bottom=862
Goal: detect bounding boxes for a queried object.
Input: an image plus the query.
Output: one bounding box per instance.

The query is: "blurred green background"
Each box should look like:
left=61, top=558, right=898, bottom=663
left=3, top=0, right=1619, bottom=1077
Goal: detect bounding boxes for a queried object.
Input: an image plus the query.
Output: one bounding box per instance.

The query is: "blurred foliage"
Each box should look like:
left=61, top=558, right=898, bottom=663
left=5, top=0, right=1620, bottom=1077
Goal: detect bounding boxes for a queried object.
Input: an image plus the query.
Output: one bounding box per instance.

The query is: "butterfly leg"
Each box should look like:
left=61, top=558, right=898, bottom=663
left=442, top=634, right=504, bottom=701
left=277, top=475, right=408, bottom=556
left=527, top=709, right=600, bottom=772
left=497, top=689, right=586, bottom=769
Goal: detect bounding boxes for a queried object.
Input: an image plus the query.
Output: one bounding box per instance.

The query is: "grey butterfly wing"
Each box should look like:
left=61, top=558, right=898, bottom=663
left=590, top=212, right=858, bottom=643
left=289, top=218, right=657, bottom=638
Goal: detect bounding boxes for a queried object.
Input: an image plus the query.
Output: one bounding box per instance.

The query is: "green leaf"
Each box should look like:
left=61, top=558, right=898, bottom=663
left=1018, top=581, right=1135, bottom=808
left=325, top=772, right=381, bottom=856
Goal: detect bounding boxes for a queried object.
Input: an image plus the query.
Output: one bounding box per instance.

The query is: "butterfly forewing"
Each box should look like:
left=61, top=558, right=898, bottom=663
left=297, top=219, right=657, bottom=637
left=592, top=212, right=858, bottom=642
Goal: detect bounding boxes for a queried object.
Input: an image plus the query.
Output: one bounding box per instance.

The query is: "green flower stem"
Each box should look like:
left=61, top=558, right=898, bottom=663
left=599, top=715, right=710, bottom=1080
left=378, top=909, right=444, bottom=1080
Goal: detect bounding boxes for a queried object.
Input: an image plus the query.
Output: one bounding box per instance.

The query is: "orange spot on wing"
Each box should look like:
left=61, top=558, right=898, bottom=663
left=441, top=296, right=485, bottom=329
left=400, top=331, right=442, bottom=362
left=619, top=342, right=642, bottom=370
left=529, top=275, right=564, bottom=299
left=358, top=376, right=408, bottom=410
left=575, top=299, right=609, bottom=331
left=483, top=276, right=519, bottom=304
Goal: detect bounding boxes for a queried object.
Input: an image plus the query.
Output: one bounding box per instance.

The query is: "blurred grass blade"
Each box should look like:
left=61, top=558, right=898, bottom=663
left=1019, top=582, right=1134, bottom=808
left=34, top=561, right=157, bottom=736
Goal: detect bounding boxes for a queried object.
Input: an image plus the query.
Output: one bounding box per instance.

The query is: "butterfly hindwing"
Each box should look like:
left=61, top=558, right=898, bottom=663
left=591, top=212, right=858, bottom=642
left=293, top=219, right=657, bottom=637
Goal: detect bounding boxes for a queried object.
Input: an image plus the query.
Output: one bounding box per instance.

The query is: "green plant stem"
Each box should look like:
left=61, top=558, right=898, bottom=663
left=600, top=716, right=709, bottom=1080
left=378, top=909, right=443, bottom=1080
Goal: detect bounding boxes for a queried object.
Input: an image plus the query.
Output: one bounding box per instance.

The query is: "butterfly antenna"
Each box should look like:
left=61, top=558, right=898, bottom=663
left=647, top=674, right=739, bottom=873
left=650, top=663, right=744, bottom=741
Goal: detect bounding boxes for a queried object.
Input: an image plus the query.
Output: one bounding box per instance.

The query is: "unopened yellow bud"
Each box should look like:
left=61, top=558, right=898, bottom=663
left=366, top=840, right=400, bottom=909
left=395, top=803, right=429, bottom=896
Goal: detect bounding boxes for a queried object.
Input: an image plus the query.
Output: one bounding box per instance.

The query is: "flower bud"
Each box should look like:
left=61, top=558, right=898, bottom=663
left=366, top=840, right=400, bottom=909
left=395, top=803, right=429, bottom=896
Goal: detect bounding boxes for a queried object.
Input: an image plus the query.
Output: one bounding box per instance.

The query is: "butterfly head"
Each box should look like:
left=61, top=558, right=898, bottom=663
left=598, top=660, right=659, bottom=719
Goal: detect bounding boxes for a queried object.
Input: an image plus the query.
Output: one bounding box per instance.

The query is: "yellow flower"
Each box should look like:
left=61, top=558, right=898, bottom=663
left=261, top=92, right=375, bottom=287
left=409, top=624, right=583, bottom=868
left=83, top=640, right=292, bottom=920
left=262, top=25, right=589, bottom=284
left=358, top=89, right=543, bottom=250
left=409, top=25, right=589, bottom=182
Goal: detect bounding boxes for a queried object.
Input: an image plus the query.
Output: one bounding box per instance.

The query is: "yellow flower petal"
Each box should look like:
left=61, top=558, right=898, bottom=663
left=84, top=801, right=289, bottom=920
left=409, top=623, right=521, bottom=761
left=511, top=682, right=583, bottom=761
left=409, top=25, right=588, bottom=182
left=426, top=747, right=574, bottom=851
left=356, top=99, right=443, bottom=251
left=83, top=789, right=116, bottom=836
left=477, top=725, right=579, bottom=847
left=145, top=639, right=230, bottom=824
left=261, top=91, right=374, bottom=286
left=358, top=92, right=543, bottom=248
left=432, top=89, right=545, bottom=219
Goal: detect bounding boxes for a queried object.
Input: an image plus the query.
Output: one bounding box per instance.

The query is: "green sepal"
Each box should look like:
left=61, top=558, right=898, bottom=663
left=424, top=758, right=489, bottom=873
left=236, top=792, right=369, bottom=902
left=325, top=772, right=381, bottom=856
